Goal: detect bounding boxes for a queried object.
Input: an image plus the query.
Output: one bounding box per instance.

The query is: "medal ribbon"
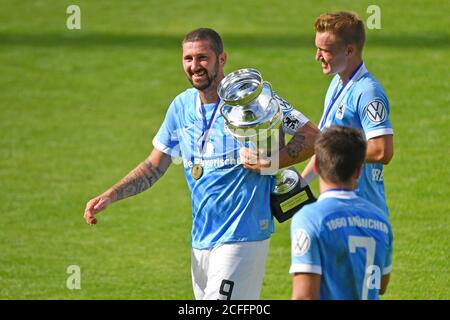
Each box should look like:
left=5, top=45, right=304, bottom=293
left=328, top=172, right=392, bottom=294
left=319, top=61, right=364, bottom=129
left=190, top=96, right=220, bottom=180
left=198, top=97, right=221, bottom=155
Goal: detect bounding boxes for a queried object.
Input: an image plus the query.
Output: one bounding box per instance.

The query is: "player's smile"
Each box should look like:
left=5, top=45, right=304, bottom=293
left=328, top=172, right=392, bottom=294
left=320, top=58, right=329, bottom=70
left=191, top=69, right=208, bottom=82
left=189, top=66, right=217, bottom=90
left=192, top=69, right=206, bottom=77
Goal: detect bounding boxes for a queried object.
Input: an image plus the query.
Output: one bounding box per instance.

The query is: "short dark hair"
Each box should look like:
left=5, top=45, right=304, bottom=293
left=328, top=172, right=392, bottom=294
left=315, top=126, right=367, bottom=184
left=182, top=28, right=224, bottom=55
left=314, top=11, right=365, bottom=53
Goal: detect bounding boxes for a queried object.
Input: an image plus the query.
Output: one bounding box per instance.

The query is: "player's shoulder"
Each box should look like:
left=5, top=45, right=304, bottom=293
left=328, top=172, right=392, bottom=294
left=355, top=72, right=387, bottom=98
left=354, top=196, right=391, bottom=225
left=352, top=73, right=390, bottom=118
left=173, top=88, right=196, bottom=104
left=291, top=200, right=333, bottom=230
left=168, top=88, right=197, bottom=113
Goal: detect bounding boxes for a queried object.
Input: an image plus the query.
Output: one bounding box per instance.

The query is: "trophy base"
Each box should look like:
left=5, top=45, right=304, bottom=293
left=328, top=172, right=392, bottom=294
left=273, top=168, right=299, bottom=194
left=270, top=168, right=316, bottom=223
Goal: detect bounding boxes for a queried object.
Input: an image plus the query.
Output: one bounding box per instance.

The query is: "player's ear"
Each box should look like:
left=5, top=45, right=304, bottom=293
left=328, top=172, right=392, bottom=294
left=346, top=44, right=355, bottom=56
left=219, top=52, right=227, bottom=66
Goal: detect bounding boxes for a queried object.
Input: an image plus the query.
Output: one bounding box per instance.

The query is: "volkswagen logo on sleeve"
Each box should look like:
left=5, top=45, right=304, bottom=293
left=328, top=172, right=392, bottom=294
left=366, top=100, right=387, bottom=123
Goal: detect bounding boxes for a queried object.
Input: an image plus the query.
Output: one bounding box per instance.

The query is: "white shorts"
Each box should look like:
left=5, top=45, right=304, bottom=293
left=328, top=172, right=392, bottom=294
left=191, top=239, right=270, bottom=300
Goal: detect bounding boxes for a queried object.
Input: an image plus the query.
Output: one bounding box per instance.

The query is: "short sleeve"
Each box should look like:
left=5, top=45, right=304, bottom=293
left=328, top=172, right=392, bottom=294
left=289, top=210, right=322, bottom=275
left=357, top=85, right=393, bottom=140
left=153, top=100, right=181, bottom=158
left=273, top=92, right=310, bottom=136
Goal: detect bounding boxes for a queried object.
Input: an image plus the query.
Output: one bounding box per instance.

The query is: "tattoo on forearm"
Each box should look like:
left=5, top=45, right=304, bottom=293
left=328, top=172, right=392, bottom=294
left=285, top=133, right=307, bottom=159
left=113, top=159, right=164, bottom=201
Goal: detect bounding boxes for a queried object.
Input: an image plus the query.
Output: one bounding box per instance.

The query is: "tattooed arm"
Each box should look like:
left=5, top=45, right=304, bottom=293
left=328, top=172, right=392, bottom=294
left=83, top=149, right=171, bottom=225
left=240, top=121, right=319, bottom=173
left=278, top=121, right=319, bottom=169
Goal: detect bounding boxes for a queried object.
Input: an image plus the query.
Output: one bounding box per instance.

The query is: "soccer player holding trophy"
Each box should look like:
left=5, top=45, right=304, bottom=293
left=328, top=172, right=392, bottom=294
left=218, top=68, right=317, bottom=222
left=84, top=28, right=319, bottom=299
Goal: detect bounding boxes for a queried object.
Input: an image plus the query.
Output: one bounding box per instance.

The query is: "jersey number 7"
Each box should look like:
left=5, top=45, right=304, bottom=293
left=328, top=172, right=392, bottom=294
left=348, top=236, right=382, bottom=300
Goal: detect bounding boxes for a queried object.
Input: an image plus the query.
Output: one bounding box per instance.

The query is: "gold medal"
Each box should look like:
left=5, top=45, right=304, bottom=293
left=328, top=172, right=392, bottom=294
left=191, top=164, right=203, bottom=180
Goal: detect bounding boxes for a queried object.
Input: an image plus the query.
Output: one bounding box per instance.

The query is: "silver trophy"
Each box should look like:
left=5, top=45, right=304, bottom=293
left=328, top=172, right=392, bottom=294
left=218, top=68, right=315, bottom=223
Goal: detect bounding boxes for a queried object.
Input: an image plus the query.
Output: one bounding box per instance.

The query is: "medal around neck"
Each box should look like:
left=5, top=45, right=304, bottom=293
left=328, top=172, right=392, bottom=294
left=218, top=68, right=316, bottom=223
left=191, top=164, right=203, bottom=180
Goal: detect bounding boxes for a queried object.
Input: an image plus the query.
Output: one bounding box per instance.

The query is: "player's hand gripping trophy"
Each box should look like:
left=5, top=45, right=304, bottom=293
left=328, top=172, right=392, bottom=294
left=218, top=68, right=315, bottom=223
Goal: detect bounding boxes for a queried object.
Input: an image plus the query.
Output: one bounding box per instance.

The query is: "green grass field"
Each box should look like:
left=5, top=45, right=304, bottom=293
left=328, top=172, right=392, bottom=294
left=0, top=0, right=449, bottom=299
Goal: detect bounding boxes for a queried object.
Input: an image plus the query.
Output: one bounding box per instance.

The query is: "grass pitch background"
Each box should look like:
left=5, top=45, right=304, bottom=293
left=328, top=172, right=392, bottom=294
left=0, top=0, right=448, bottom=299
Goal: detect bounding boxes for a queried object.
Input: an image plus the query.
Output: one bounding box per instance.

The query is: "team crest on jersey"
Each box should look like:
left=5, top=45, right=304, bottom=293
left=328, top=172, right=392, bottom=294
left=292, top=228, right=311, bottom=256
left=336, top=103, right=345, bottom=120
left=283, top=114, right=301, bottom=131
left=366, top=100, right=387, bottom=123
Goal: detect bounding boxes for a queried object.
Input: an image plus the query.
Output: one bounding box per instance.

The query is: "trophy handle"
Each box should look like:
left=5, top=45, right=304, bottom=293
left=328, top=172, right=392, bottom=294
left=219, top=100, right=229, bottom=124
left=262, top=81, right=274, bottom=97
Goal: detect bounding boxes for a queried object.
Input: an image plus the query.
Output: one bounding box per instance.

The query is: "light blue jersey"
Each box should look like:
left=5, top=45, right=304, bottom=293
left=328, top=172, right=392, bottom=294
left=319, top=62, right=393, bottom=216
left=290, top=190, right=393, bottom=300
left=153, top=88, right=307, bottom=249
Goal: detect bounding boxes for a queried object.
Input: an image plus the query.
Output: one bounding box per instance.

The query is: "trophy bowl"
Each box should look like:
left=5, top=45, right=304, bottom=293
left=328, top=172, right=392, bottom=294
left=218, top=68, right=316, bottom=222
left=219, top=68, right=282, bottom=145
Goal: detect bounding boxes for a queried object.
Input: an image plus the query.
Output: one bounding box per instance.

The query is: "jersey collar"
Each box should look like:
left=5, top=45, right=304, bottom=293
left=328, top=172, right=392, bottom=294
left=195, top=90, right=222, bottom=118
left=318, top=189, right=357, bottom=201
left=340, top=61, right=368, bottom=83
